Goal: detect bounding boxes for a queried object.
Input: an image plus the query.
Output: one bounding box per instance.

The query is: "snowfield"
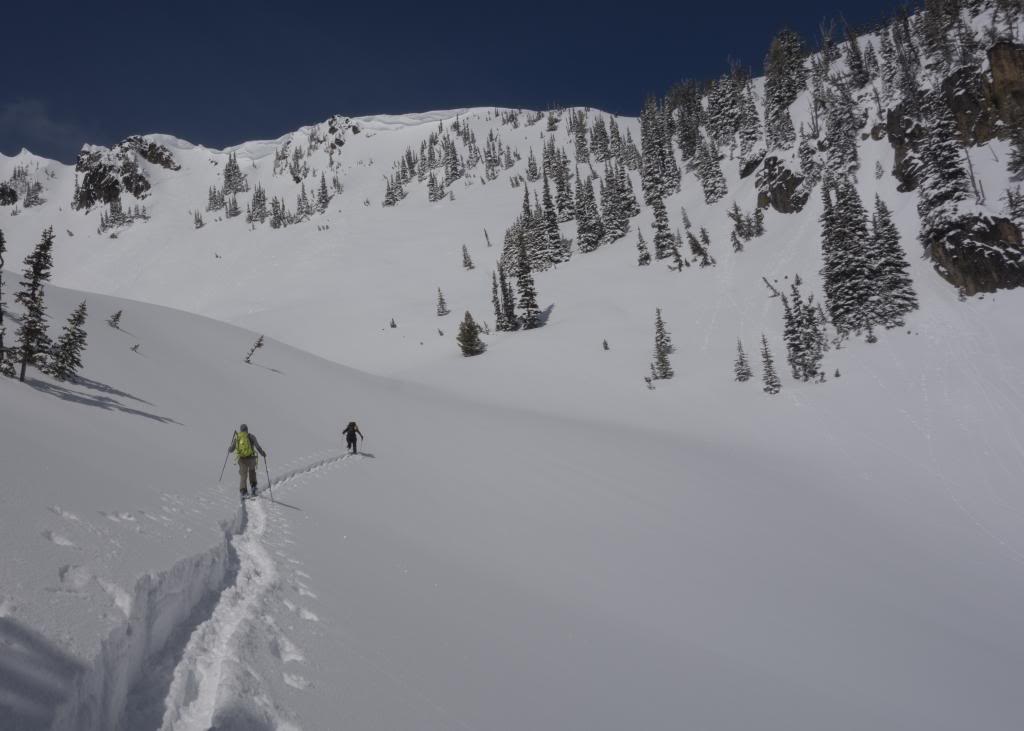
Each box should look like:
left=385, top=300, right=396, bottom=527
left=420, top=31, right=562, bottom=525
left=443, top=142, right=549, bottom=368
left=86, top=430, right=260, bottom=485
left=4, top=15, right=1024, bottom=728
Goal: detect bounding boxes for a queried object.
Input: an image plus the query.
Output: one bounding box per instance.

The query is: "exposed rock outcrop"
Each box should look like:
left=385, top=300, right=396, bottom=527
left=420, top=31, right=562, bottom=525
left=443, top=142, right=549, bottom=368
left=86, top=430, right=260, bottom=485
left=989, top=41, right=1024, bottom=127
left=73, top=137, right=179, bottom=210
left=755, top=156, right=807, bottom=213
left=925, top=214, right=1024, bottom=295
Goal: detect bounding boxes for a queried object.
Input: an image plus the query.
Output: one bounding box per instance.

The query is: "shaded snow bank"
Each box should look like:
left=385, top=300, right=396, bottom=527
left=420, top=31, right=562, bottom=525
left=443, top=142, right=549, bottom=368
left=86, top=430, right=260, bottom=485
left=50, top=508, right=245, bottom=731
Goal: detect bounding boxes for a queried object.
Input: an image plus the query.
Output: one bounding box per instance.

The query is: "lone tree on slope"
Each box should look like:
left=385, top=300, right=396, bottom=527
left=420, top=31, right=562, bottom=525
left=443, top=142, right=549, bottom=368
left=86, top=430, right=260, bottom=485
left=651, top=308, right=674, bottom=380
left=245, top=335, right=264, bottom=364
left=456, top=311, right=486, bottom=356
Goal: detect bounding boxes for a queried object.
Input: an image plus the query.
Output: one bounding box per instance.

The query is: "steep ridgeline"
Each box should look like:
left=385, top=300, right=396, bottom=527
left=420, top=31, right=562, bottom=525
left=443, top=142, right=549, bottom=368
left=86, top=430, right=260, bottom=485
left=0, top=0, right=1022, bottom=404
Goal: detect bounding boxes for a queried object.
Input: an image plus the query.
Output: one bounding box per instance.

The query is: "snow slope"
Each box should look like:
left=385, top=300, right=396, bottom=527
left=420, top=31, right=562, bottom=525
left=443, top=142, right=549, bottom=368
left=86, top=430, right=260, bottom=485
left=3, top=10, right=1024, bottom=729
left=2, top=274, right=1024, bottom=729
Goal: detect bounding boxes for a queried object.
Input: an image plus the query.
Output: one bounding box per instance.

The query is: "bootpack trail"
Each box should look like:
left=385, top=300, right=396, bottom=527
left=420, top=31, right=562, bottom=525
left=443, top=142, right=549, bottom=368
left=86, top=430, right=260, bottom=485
left=157, top=452, right=357, bottom=731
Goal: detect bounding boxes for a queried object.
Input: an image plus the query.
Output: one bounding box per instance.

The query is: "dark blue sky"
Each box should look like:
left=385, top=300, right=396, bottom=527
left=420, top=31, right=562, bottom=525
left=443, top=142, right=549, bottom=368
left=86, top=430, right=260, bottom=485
left=1, top=0, right=900, bottom=162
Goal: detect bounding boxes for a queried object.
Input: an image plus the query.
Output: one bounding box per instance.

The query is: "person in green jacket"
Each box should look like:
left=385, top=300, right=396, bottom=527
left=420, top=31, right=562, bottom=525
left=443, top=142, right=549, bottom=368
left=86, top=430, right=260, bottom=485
left=228, top=424, right=267, bottom=497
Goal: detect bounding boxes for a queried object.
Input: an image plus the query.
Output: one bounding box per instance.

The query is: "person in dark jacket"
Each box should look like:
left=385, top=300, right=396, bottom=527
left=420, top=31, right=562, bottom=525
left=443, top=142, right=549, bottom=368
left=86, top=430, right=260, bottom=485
left=342, top=421, right=363, bottom=455
left=228, top=424, right=267, bottom=496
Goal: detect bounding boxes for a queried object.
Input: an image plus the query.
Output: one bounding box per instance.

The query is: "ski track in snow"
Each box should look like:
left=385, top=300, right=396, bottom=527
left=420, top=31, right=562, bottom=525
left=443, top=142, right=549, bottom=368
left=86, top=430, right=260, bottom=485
left=157, top=452, right=353, bottom=731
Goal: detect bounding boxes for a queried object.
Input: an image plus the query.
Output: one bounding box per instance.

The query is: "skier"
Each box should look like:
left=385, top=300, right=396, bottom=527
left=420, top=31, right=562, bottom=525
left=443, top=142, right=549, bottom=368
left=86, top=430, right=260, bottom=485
left=343, top=421, right=363, bottom=455
left=228, top=424, right=267, bottom=497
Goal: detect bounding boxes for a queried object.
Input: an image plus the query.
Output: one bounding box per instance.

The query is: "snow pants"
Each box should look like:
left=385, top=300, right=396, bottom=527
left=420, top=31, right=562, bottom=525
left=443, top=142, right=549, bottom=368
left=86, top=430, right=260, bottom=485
left=238, top=456, right=258, bottom=492
left=347, top=436, right=357, bottom=454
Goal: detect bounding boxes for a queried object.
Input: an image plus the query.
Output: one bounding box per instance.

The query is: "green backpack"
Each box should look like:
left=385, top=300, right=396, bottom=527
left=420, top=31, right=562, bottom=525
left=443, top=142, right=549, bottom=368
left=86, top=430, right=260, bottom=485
left=236, top=432, right=255, bottom=458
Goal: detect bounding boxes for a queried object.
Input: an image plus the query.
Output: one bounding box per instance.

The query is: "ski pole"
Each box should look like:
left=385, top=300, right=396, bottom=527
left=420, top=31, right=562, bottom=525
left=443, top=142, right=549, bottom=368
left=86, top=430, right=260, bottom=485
left=219, top=431, right=237, bottom=483
left=265, top=459, right=273, bottom=502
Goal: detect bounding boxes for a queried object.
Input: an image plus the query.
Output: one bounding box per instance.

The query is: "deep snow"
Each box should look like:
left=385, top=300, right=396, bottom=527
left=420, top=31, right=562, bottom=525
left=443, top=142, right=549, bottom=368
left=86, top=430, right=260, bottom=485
left=3, top=15, right=1024, bottom=729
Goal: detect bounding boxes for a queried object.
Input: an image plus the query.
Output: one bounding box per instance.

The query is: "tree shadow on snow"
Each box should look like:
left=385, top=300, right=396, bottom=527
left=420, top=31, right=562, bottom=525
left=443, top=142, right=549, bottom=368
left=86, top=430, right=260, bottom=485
left=74, top=375, right=155, bottom=405
left=250, top=363, right=284, bottom=375
left=27, top=377, right=180, bottom=425
left=538, top=303, right=555, bottom=326
left=0, top=617, right=88, bottom=731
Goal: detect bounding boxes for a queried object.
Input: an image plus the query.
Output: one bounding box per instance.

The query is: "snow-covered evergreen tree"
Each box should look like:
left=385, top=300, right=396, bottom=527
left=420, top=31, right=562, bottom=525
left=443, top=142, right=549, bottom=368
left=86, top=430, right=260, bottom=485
left=872, top=195, right=918, bottom=327
left=820, top=180, right=877, bottom=336
left=695, top=138, right=727, bottom=204
left=575, top=176, right=604, bottom=253
left=734, top=339, right=753, bottom=382
left=462, top=244, right=475, bottom=270
left=243, top=335, right=264, bottom=364
left=50, top=300, right=88, bottom=381
left=651, top=196, right=674, bottom=260
left=515, top=233, right=542, bottom=329
left=15, top=227, right=55, bottom=382
left=223, top=152, right=249, bottom=195
left=760, top=334, right=782, bottom=394
left=636, top=230, right=652, bottom=266
left=436, top=288, right=450, bottom=316
left=651, top=308, right=674, bottom=380
left=456, top=311, right=485, bottom=356
left=317, top=173, right=331, bottom=213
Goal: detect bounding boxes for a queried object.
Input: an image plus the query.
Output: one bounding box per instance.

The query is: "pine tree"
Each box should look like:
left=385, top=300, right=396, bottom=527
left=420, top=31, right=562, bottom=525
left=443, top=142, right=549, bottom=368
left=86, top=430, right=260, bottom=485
left=526, top=149, right=540, bottom=181
left=760, top=334, right=782, bottom=394
left=244, top=335, right=264, bottom=364
left=456, top=311, right=486, bottom=356
left=436, top=288, right=450, bottom=316
left=695, top=138, right=728, bottom=204
left=541, top=173, right=566, bottom=265
left=763, top=29, right=807, bottom=150
left=731, top=229, right=744, bottom=253
left=636, top=230, right=652, bottom=265
left=107, top=310, right=122, bottom=329
left=872, top=195, right=918, bottom=327
left=317, top=173, right=331, bottom=213
left=222, top=152, right=249, bottom=195
left=499, top=266, right=518, bottom=330
left=515, top=233, right=542, bottom=329
left=651, top=196, right=674, bottom=260
left=844, top=21, right=869, bottom=88
left=575, top=176, right=604, bottom=253
left=492, top=271, right=516, bottom=331
left=15, top=227, right=55, bottom=382
left=51, top=300, right=88, bottom=381
left=824, top=78, right=861, bottom=177
left=651, top=308, right=674, bottom=380
left=640, top=97, right=666, bottom=204
left=734, top=339, right=753, bottom=382
left=462, top=244, right=475, bottom=270
left=820, top=180, right=877, bottom=336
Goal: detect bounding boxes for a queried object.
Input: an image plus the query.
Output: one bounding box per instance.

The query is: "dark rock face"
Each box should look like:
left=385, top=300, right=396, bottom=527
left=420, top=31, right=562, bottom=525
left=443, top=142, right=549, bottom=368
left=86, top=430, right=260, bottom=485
left=0, top=183, right=16, bottom=206
left=326, top=115, right=362, bottom=150
left=925, top=215, right=1024, bottom=295
left=125, top=136, right=180, bottom=170
left=989, top=41, right=1024, bottom=127
left=73, top=137, right=179, bottom=209
left=885, top=104, right=925, bottom=192
left=739, top=150, right=765, bottom=179
left=755, top=156, right=807, bottom=213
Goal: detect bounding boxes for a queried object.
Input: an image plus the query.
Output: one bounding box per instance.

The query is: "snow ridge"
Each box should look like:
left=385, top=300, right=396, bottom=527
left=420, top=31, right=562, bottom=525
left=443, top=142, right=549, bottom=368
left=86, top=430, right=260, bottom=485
left=49, top=510, right=245, bottom=731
